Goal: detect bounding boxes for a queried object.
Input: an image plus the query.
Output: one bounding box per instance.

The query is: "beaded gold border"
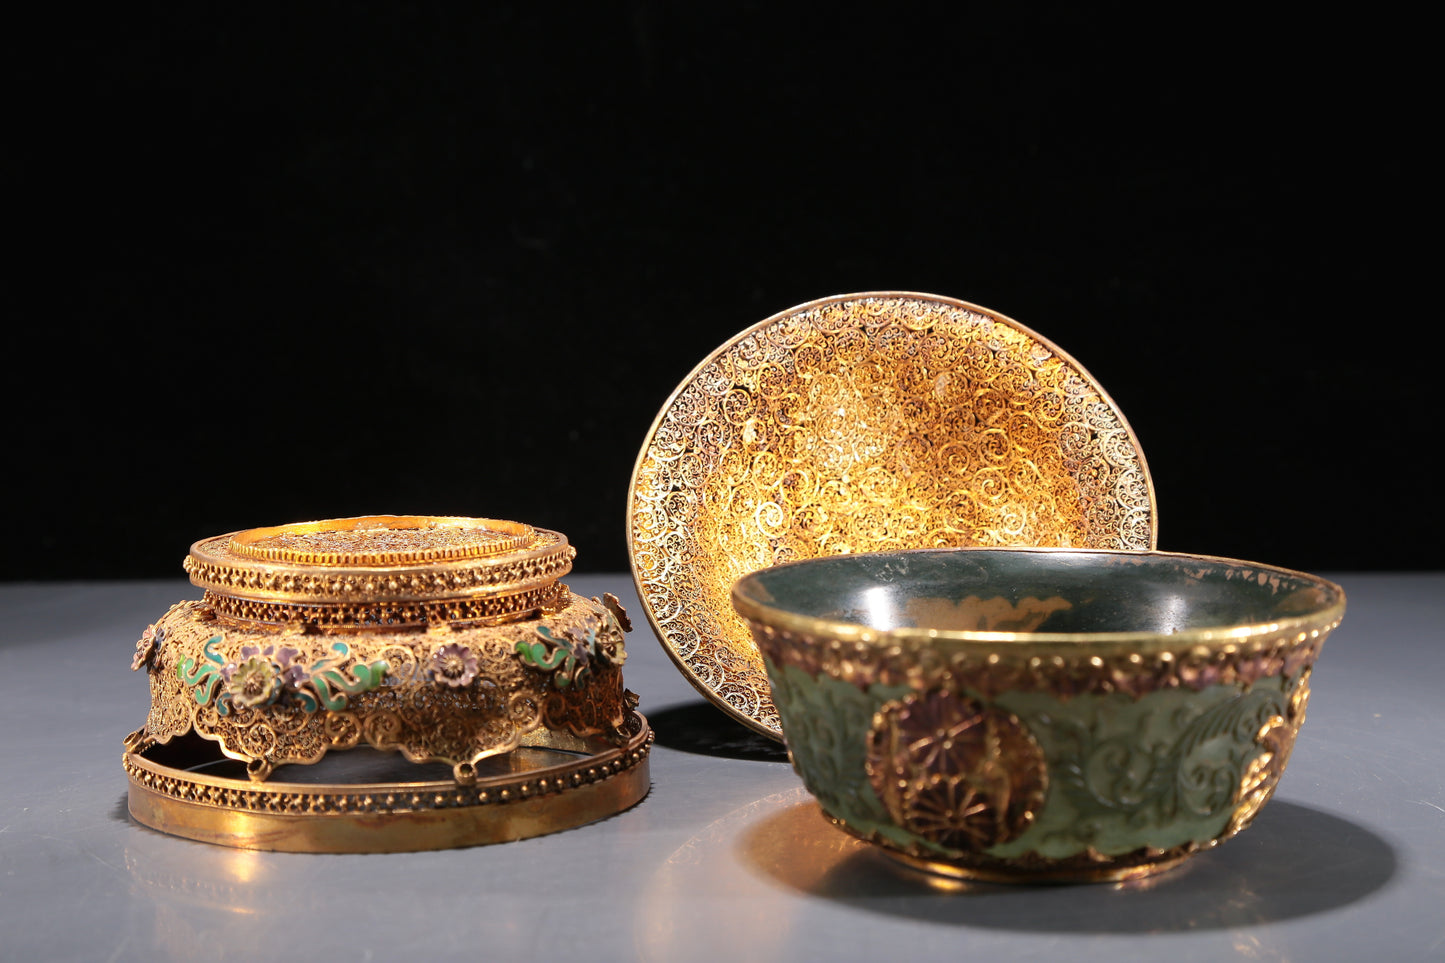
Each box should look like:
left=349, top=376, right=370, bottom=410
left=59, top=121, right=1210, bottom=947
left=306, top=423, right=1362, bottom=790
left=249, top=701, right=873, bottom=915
left=123, top=712, right=652, bottom=852
left=229, top=516, right=536, bottom=565
left=200, top=581, right=570, bottom=629
left=746, top=617, right=1336, bottom=702
left=185, top=530, right=574, bottom=604
left=733, top=549, right=1345, bottom=702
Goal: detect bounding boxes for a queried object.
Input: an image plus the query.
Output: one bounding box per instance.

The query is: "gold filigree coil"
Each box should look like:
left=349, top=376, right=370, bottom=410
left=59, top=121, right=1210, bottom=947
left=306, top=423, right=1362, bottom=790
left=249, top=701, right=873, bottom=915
left=629, top=292, right=1158, bottom=739
left=125, top=515, right=649, bottom=852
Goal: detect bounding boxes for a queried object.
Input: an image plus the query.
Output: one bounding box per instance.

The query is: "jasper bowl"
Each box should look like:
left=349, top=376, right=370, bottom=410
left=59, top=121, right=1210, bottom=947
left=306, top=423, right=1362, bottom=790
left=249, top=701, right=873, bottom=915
left=731, top=548, right=1345, bottom=883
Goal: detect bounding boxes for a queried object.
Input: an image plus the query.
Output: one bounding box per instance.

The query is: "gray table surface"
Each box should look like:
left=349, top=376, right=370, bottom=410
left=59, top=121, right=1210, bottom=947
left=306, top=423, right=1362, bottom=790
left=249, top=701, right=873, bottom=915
left=1, top=572, right=1442, bottom=962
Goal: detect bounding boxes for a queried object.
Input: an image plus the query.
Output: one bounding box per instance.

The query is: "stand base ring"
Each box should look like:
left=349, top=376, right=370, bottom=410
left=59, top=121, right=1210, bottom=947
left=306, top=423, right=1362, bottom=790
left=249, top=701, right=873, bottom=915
left=125, top=712, right=652, bottom=853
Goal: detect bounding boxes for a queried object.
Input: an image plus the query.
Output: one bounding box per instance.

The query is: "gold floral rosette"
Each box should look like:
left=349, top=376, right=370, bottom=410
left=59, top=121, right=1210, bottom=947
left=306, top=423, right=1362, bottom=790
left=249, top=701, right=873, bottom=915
left=123, top=515, right=651, bottom=852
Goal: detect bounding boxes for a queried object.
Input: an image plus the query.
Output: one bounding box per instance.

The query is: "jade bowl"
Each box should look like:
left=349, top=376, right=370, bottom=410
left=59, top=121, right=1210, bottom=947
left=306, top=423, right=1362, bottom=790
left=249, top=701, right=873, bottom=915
left=731, top=548, right=1345, bottom=883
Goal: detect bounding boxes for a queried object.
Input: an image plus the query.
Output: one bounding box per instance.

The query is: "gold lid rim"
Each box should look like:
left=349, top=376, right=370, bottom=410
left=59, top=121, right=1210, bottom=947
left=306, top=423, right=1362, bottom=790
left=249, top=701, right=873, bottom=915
left=186, top=516, right=575, bottom=607
left=228, top=515, right=536, bottom=566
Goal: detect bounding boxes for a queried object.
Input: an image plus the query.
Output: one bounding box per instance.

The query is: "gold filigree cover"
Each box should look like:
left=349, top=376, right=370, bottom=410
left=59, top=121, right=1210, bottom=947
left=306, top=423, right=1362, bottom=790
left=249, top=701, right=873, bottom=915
left=130, top=516, right=633, bottom=782
left=628, top=293, right=1157, bottom=737
left=138, top=593, right=632, bottom=781
left=185, top=515, right=574, bottom=613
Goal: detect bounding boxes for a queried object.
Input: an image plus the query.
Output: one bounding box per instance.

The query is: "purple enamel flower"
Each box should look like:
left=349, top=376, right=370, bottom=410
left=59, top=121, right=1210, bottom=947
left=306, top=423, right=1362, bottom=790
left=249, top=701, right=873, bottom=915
left=429, top=643, right=479, bottom=688
left=131, top=624, right=163, bottom=671
left=565, top=626, right=593, bottom=667
left=231, top=644, right=306, bottom=685
left=273, top=646, right=307, bottom=687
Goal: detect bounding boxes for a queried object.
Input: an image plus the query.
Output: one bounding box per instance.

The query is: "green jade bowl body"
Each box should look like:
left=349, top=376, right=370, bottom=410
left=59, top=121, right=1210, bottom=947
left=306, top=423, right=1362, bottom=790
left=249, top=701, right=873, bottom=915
left=731, top=548, right=1345, bottom=883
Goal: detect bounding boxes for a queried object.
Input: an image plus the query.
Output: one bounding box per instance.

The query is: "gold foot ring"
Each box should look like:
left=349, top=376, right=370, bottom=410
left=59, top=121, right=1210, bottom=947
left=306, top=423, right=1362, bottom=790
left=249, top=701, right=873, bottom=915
left=124, top=712, right=652, bottom=853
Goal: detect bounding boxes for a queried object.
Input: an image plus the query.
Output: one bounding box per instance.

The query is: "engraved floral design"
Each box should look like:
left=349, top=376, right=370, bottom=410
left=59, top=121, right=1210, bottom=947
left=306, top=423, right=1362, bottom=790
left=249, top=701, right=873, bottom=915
left=1228, top=668, right=1311, bottom=835
left=1046, top=685, right=1287, bottom=831
left=428, top=643, right=479, bottom=688
left=867, top=690, right=1046, bottom=851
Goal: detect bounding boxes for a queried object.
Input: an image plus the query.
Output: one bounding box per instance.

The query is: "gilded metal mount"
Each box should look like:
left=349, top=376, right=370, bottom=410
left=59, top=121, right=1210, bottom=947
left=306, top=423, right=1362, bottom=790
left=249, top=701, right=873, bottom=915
left=125, top=515, right=650, bottom=852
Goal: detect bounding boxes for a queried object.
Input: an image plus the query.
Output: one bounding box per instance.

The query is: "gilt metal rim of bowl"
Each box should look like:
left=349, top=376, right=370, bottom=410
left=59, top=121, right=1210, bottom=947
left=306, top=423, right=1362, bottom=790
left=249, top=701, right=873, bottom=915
left=730, top=546, right=1346, bottom=654
left=627, top=291, right=1159, bottom=739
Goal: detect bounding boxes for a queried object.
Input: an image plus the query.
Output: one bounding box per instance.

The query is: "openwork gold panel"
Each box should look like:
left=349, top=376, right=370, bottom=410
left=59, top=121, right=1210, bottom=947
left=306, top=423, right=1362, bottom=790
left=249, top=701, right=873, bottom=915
left=628, top=293, right=1157, bottom=737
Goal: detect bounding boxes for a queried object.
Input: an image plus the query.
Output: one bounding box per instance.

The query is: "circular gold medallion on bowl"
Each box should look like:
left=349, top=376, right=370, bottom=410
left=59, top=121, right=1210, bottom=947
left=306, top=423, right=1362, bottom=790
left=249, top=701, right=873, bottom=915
left=866, top=690, right=1047, bottom=851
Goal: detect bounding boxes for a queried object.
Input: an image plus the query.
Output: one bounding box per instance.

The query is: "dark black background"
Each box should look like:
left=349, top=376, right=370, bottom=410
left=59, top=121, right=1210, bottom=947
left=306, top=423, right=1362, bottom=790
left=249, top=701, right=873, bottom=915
left=8, top=5, right=1430, bottom=579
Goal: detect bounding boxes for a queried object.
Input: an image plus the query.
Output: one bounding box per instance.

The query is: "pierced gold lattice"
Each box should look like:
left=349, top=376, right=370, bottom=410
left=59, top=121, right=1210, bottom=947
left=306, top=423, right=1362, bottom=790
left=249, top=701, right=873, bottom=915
left=628, top=292, right=1157, bottom=738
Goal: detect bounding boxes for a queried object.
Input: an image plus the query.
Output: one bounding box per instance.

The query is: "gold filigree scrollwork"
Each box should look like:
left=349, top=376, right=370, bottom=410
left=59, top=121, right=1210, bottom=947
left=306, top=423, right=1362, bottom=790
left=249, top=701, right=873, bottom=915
left=866, top=690, right=1047, bottom=850
left=630, top=293, right=1157, bottom=737
left=140, top=592, right=632, bottom=781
